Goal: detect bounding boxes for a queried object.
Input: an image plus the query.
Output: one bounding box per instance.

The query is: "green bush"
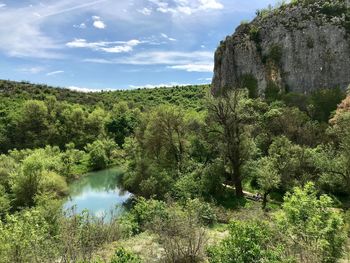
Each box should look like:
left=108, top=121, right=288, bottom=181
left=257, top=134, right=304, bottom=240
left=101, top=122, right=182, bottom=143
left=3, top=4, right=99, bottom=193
left=110, top=247, right=141, bottom=263
left=186, top=199, right=217, bottom=226
left=276, top=182, right=346, bottom=262
left=207, top=220, right=287, bottom=263
left=130, top=198, right=168, bottom=232
left=85, top=139, right=117, bottom=170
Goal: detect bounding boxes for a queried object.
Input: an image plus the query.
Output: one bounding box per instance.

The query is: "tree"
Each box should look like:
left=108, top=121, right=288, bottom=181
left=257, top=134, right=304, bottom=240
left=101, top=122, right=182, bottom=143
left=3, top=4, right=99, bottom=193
left=15, top=100, right=49, bottom=148
left=267, top=136, right=319, bottom=191
left=106, top=102, right=139, bottom=148
left=276, top=182, right=346, bottom=263
left=256, top=157, right=280, bottom=209
left=10, top=150, right=68, bottom=208
left=144, top=105, right=187, bottom=173
left=207, top=220, right=287, bottom=263
left=208, top=89, right=257, bottom=197
left=61, top=105, right=88, bottom=149
left=121, top=105, right=189, bottom=198
left=85, top=139, right=117, bottom=170
left=318, top=106, right=350, bottom=194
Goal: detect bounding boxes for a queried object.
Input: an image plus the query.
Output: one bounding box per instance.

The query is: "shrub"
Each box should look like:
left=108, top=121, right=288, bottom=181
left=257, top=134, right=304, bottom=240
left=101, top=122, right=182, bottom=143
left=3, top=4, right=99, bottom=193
left=276, top=182, right=346, bottom=263
left=110, top=247, right=141, bottom=263
left=0, top=209, right=57, bottom=263
left=186, top=199, right=217, bottom=226
left=152, top=205, right=208, bottom=263
left=207, top=220, right=288, bottom=263
left=130, top=198, right=168, bottom=232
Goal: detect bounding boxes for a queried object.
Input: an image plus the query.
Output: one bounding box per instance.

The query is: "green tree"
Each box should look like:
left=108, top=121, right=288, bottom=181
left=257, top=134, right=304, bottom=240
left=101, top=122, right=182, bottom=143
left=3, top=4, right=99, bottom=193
left=319, top=110, right=350, bottom=194
left=15, top=100, right=49, bottom=148
left=85, top=139, right=117, bottom=170
left=10, top=150, right=68, bottom=208
left=276, top=182, right=346, bottom=263
left=208, top=89, right=257, bottom=197
left=144, top=105, right=187, bottom=172
left=106, top=102, right=139, bottom=148
left=256, top=157, right=280, bottom=209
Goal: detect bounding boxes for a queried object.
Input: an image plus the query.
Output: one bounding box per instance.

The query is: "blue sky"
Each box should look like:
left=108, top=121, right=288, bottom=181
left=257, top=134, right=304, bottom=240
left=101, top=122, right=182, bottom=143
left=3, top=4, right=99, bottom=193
left=0, top=0, right=279, bottom=91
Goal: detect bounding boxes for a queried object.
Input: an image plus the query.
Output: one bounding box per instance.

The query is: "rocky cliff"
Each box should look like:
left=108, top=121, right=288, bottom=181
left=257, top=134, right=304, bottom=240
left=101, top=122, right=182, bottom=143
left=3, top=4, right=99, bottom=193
left=212, top=0, right=350, bottom=96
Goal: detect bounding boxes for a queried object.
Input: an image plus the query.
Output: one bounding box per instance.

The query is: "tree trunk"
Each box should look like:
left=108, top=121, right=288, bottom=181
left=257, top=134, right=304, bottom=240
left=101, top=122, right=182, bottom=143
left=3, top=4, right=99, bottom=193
left=233, top=165, right=244, bottom=198
left=262, top=192, right=269, bottom=210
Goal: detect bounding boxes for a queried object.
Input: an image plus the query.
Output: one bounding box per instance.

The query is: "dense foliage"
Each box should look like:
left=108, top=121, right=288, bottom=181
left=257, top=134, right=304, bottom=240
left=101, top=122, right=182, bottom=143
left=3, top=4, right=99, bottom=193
left=1, top=79, right=350, bottom=262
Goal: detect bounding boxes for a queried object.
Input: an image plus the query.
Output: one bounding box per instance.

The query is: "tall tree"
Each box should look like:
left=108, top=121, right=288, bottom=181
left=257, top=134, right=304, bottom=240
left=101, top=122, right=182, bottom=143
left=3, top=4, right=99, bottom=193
left=208, top=89, right=257, bottom=197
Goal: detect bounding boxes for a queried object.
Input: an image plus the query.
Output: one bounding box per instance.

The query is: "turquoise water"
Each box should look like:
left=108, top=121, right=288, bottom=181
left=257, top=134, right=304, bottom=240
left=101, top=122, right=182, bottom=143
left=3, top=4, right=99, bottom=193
left=63, top=167, right=131, bottom=217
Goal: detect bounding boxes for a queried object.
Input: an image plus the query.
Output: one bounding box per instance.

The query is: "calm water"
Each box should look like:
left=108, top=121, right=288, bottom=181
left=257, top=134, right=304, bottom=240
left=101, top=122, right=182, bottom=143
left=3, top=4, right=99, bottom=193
left=63, top=167, right=131, bottom=217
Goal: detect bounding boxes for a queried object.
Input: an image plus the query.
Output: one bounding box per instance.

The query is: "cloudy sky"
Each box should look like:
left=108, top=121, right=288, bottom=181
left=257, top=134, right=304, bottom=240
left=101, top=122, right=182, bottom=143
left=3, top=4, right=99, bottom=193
left=0, top=0, right=279, bottom=91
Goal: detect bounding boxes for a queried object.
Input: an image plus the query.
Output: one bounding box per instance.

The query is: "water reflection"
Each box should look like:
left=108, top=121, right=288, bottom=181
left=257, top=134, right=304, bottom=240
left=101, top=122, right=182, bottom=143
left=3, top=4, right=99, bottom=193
left=64, top=167, right=131, bottom=217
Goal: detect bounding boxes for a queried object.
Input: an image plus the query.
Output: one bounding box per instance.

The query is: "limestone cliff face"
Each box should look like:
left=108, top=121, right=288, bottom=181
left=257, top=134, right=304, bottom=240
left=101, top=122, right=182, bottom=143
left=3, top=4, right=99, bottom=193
left=212, top=0, right=350, bottom=95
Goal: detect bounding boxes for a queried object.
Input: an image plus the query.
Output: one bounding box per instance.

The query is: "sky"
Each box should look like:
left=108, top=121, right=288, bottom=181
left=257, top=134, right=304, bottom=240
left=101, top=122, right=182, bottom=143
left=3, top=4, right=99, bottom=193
left=0, top=0, right=280, bottom=91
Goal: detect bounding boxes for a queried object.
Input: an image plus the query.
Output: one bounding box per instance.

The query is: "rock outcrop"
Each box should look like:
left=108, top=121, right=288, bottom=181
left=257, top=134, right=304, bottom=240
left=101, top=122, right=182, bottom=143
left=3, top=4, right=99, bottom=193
left=212, top=0, right=350, bottom=96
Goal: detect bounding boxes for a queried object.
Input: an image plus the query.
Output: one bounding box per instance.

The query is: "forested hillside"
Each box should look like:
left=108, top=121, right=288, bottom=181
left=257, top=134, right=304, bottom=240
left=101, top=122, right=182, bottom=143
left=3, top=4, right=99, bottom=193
left=0, top=80, right=208, bottom=152
left=1, top=75, right=350, bottom=262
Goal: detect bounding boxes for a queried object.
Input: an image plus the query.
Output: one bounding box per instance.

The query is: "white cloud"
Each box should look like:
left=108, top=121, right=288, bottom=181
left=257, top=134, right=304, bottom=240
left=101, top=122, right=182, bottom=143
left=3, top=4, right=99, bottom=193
left=138, top=7, right=152, bottom=15
left=93, top=20, right=106, bottom=29
left=169, top=63, right=213, bottom=72
left=84, top=50, right=213, bottom=72
left=18, top=66, right=46, bottom=74
left=0, top=3, right=6, bottom=8
left=198, top=0, right=223, bottom=10
left=46, top=70, right=64, bottom=76
left=92, top=15, right=106, bottom=29
left=85, top=50, right=213, bottom=66
left=66, top=39, right=141, bottom=53
left=161, top=33, right=176, bottom=41
left=0, top=0, right=224, bottom=59
left=73, top=22, right=86, bottom=29
left=129, top=82, right=191, bottom=89
left=100, top=40, right=141, bottom=53
left=198, top=77, right=212, bottom=82
left=0, top=1, right=112, bottom=58
left=148, top=0, right=223, bottom=15
left=67, top=86, right=102, bottom=93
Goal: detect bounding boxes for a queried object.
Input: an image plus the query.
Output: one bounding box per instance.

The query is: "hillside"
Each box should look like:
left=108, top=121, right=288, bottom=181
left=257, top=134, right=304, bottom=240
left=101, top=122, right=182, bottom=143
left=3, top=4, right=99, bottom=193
left=0, top=80, right=208, bottom=110
left=212, top=0, right=350, bottom=96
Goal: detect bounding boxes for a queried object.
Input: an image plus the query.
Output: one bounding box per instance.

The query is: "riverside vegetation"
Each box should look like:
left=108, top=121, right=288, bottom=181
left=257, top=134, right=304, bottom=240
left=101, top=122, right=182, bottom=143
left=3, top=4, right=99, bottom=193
left=1, top=79, right=350, bottom=263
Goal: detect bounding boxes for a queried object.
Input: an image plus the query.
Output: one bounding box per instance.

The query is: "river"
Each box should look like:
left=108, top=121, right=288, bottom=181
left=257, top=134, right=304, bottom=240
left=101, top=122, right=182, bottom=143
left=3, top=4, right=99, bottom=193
left=63, top=167, right=132, bottom=218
